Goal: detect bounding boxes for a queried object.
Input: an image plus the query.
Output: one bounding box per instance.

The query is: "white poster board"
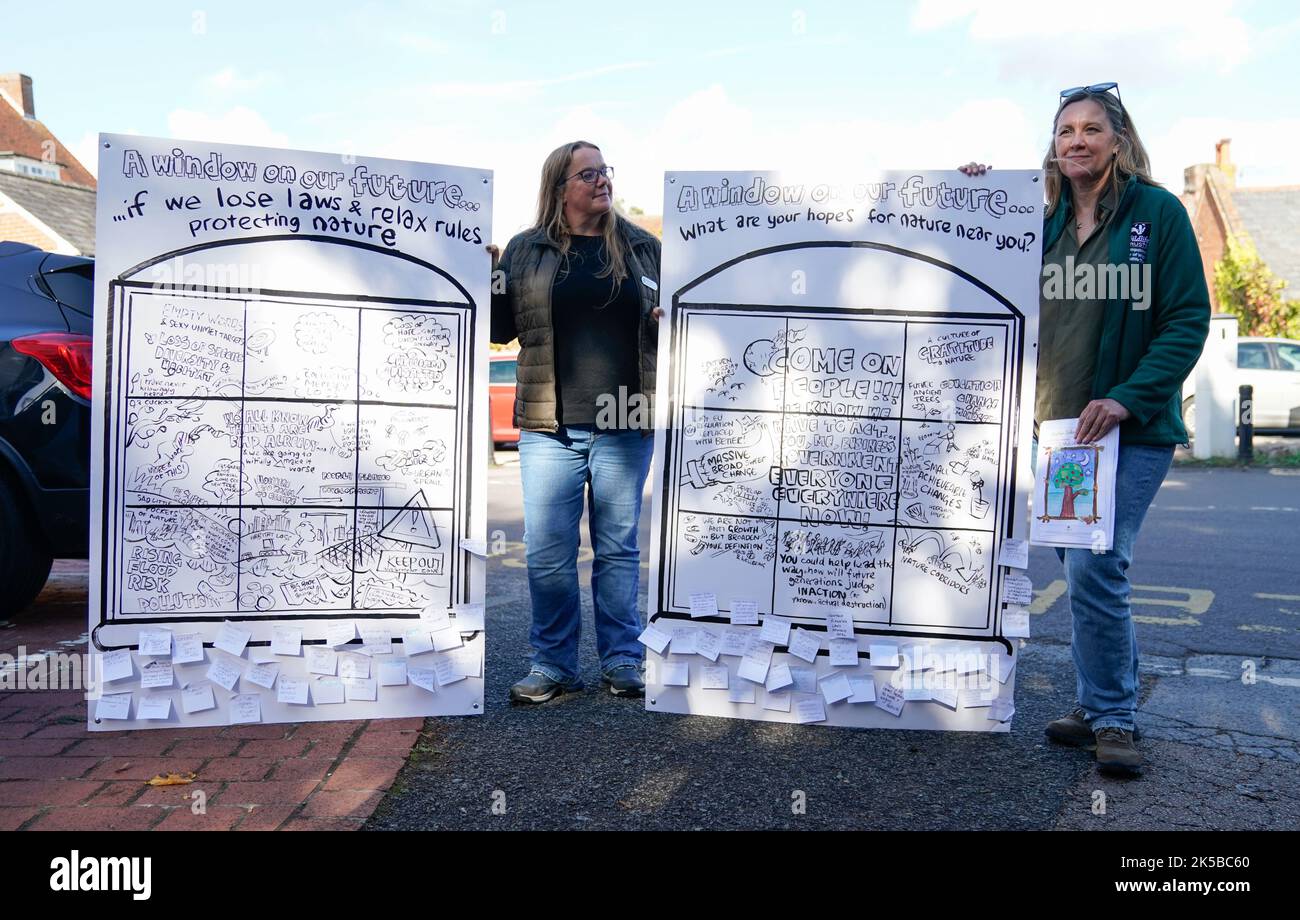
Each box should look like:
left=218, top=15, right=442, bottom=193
left=88, top=134, right=491, bottom=730
left=646, top=170, right=1042, bottom=731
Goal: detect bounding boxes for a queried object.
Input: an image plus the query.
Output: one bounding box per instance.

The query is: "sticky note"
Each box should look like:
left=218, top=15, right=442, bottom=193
left=271, top=626, right=302, bottom=657
left=338, top=654, right=370, bottom=681
left=138, top=629, right=172, bottom=657
left=701, top=665, right=729, bottom=689
left=206, top=657, right=241, bottom=692
left=998, top=538, right=1030, bottom=569
left=453, top=603, right=486, bottom=631
left=277, top=677, right=309, bottom=705
left=737, top=638, right=773, bottom=683
left=431, top=627, right=463, bottom=652
left=689, top=592, right=719, bottom=619
left=762, top=690, right=792, bottom=712
left=229, top=693, right=262, bottom=724
left=1002, top=607, right=1031, bottom=638
left=987, top=699, right=1015, bottom=722
left=246, top=662, right=279, bottom=690
left=460, top=538, right=488, bottom=557
left=358, top=624, right=392, bottom=654
left=95, top=693, right=131, bottom=720
left=378, top=660, right=408, bottom=687
left=669, top=627, right=697, bottom=656
left=661, top=661, right=690, bottom=687
left=637, top=623, right=672, bottom=654
left=990, top=651, right=1016, bottom=684
left=875, top=680, right=905, bottom=716
left=729, top=599, right=759, bottom=626
left=765, top=662, right=794, bottom=692
left=790, top=667, right=818, bottom=695
left=403, top=628, right=435, bottom=656
left=100, top=649, right=134, bottom=683
left=829, top=638, right=859, bottom=667
left=306, top=646, right=338, bottom=676
left=449, top=646, right=482, bottom=678
left=137, top=695, right=172, bottom=720
left=408, top=667, right=437, bottom=693
left=960, top=688, right=995, bottom=709
left=214, top=622, right=251, bottom=657
left=181, top=683, right=216, bottom=714
left=434, top=656, right=466, bottom=686
left=787, top=629, right=821, bottom=664
left=720, top=629, right=749, bottom=658
left=870, top=643, right=900, bottom=668
left=344, top=677, right=378, bottom=702
left=848, top=677, right=876, bottom=704
left=759, top=616, right=791, bottom=646
left=1002, top=574, right=1033, bottom=606
left=325, top=620, right=357, bottom=649
left=819, top=672, right=853, bottom=705
left=312, top=677, right=346, bottom=704
left=420, top=608, right=452, bottom=632
left=824, top=611, right=854, bottom=641
left=695, top=627, right=723, bottom=662
left=794, top=696, right=827, bottom=724
left=173, top=634, right=204, bottom=665
left=930, top=685, right=959, bottom=710
left=727, top=682, right=756, bottom=704
left=140, top=660, right=174, bottom=690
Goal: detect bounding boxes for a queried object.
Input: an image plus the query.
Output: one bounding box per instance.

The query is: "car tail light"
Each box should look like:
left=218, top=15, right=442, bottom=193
left=11, top=332, right=93, bottom=401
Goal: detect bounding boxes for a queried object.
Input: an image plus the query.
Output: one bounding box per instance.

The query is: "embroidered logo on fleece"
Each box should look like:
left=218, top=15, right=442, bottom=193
left=1128, top=221, right=1151, bottom=264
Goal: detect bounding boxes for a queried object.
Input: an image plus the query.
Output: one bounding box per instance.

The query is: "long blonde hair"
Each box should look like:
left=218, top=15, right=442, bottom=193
left=534, top=140, right=629, bottom=282
left=1043, top=90, right=1157, bottom=217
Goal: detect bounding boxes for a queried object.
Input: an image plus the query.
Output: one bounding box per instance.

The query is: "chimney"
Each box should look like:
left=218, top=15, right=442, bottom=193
left=0, top=73, right=35, bottom=118
left=1214, top=137, right=1236, bottom=188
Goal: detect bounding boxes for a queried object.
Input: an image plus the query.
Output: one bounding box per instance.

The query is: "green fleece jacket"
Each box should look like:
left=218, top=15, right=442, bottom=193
left=1042, top=176, right=1210, bottom=445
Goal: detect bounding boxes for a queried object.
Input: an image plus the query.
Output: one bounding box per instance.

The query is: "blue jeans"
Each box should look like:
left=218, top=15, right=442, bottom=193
left=519, top=424, right=653, bottom=683
left=1055, top=443, right=1174, bottom=732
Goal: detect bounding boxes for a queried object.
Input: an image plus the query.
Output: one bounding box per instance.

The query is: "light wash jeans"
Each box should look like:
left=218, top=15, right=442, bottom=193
left=1054, top=442, right=1174, bottom=731
left=518, top=424, right=653, bottom=684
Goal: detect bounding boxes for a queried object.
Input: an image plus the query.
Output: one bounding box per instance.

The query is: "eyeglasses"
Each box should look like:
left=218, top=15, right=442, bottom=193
left=1060, top=82, right=1122, bottom=106
left=560, top=165, right=614, bottom=186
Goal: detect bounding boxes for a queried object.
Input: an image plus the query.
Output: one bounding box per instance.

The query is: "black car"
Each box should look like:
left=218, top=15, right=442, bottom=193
left=0, top=242, right=93, bottom=616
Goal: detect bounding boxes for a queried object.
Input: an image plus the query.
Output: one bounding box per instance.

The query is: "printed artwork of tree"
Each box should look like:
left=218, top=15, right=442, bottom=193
left=1053, top=461, right=1089, bottom=519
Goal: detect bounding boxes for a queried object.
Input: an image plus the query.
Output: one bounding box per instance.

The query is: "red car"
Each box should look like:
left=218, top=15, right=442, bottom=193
left=490, top=350, right=520, bottom=446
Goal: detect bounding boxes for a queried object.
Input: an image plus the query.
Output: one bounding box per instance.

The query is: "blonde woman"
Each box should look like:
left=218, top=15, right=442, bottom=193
left=489, top=141, right=661, bottom=703
left=964, top=84, right=1209, bottom=776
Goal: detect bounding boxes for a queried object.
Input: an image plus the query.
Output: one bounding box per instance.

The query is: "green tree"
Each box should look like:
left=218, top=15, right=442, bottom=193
left=1214, top=236, right=1300, bottom=338
left=1053, top=461, right=1089, bottom=519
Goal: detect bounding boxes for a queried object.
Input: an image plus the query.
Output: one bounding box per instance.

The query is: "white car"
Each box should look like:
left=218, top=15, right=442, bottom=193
left=1183, top=337, right=1300, bottom=434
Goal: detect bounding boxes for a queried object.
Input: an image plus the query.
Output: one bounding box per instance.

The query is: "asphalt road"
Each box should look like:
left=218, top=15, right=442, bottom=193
left=368, top=457, right=1300, bottom=831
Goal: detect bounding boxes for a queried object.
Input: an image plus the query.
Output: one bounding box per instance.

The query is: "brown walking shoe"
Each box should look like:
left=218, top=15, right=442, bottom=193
left=1094, top=727, right=1143, bottom=777
left=1045, top=707, right=1094, bottom=748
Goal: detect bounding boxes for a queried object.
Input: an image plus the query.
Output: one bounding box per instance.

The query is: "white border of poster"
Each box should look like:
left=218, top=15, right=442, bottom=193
left=88, top=134, right=491, bottom=730
left=645, top=170, right=1042, bottom=731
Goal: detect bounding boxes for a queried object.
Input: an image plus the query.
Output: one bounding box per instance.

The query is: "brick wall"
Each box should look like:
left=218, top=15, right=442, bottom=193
left=0, top=211, right=60, bottom=251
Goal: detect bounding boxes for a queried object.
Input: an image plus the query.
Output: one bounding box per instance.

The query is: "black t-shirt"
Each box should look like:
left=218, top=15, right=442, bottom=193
left=550, top=234, right=641, bottom=426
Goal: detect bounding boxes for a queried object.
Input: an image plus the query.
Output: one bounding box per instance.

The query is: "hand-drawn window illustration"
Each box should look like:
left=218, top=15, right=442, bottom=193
left=96, top=236, right=477, bottom=651
left=655, top=241, right=1025, bottom=645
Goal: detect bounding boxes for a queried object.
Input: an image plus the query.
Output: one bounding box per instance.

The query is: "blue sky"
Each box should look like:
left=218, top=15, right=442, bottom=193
left=3, top=0, right=1298, bottom=235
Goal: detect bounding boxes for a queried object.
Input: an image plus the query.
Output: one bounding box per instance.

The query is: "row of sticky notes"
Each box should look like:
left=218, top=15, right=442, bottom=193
left=94, top=648, right=481, bottom=724
left=652, top=658, right=1015, bottom=723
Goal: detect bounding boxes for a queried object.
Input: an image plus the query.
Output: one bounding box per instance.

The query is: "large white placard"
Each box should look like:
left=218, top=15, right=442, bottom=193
left=89, top=134, right=491, bottom=729
left=646, top=170, right=1043, bottom=731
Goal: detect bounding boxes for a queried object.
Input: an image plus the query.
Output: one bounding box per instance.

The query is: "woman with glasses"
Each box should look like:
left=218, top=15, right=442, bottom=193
left=489, top=141, right=662, bottom=703
left=963, top=84, right=1209, bottom=776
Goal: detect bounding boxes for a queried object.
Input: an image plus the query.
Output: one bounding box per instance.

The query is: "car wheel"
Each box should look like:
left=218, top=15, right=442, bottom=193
left=1182, top=395, right=1196, bottom=439
left=0, top=480, right=54, bottom=618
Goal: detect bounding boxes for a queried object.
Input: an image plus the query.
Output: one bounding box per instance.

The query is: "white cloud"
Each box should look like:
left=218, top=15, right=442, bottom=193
left=1149, top=117, right=1300, bottom=191
left=70, top=131, right=99, bottom=178
left=911, top=0, right=1252, bottom=76
left=203, top=67, right=272, bottom=94
left=166, top=106, right=289, bottom=149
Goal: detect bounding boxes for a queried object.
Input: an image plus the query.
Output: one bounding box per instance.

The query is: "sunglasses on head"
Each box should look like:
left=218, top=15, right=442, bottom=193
left=1060, top=82, right=1122, bottom=106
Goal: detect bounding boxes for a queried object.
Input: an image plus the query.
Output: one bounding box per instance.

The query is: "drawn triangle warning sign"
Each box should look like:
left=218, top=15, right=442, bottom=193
left=378, top=491, right=442, bottom=549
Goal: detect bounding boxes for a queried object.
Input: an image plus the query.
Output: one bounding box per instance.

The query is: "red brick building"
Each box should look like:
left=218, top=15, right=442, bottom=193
left=0, top=72, right=96, bottom=256
left=1182, top=139, right=1300, bottom=308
